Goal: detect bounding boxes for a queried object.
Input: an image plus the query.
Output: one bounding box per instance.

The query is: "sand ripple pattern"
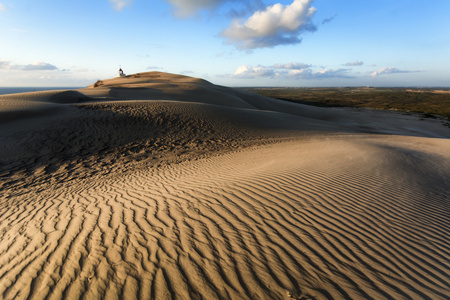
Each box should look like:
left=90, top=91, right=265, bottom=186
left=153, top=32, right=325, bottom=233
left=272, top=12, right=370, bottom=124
left=1, top=138, right=449, bottom=299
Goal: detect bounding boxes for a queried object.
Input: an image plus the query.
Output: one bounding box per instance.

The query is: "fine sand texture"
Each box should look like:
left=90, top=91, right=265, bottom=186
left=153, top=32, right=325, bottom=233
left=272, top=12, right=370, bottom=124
left=0, top=72, right=449, bottom=299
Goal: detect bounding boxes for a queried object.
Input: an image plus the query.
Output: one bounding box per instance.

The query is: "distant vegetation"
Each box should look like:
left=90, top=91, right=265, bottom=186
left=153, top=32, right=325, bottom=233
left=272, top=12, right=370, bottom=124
left=243, top=87, right=450, bottom=120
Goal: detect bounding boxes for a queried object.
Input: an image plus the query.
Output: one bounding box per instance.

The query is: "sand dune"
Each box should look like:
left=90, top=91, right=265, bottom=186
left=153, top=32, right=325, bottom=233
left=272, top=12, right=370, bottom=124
left=0, top=72, right=449, bottom=299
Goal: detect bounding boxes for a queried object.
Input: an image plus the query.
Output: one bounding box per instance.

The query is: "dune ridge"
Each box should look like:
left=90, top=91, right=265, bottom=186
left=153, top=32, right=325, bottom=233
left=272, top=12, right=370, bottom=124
left=0, top=72, right=449, bottom=299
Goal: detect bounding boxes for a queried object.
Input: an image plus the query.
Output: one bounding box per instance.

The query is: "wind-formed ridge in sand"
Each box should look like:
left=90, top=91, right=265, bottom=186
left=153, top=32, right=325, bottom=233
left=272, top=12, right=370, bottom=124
left=0, top=72, right=449, bottom=299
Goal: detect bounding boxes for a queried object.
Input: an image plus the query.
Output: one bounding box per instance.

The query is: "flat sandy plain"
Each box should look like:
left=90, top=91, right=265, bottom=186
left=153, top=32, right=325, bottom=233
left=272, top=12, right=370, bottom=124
left=0, top=72, right=449, bottom=299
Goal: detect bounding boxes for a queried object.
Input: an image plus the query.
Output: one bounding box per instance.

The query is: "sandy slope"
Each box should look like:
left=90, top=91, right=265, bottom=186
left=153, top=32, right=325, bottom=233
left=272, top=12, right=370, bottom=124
left=0, top=72, right=449, bottom=299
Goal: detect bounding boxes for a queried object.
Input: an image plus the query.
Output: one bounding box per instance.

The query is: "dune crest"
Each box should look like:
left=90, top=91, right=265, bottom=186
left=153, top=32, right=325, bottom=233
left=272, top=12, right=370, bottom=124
left=0, top=72, right=449, bottom=299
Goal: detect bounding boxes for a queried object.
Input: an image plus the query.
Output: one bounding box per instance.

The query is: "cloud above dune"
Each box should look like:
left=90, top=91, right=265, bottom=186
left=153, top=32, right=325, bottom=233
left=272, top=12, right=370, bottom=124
left=371, top=67, right=417, bottom=77
left=0, top=61, right=10, bottom=69
left=232, top=63, right=353, bottom=79
left=312, top=68, right=352, bottom=79
left=234, top=65, right=276, bottom=78
left=162, top=0, right=319, bottom=49
left=109, top=0, right=319, bottom=50
left=273, top=62, right=312, bottom=70
left=0, top=60, right=58, bottom=71
left=343, top=61, right=364, bottom=67
left=146, top=66, right=162, bottom=70
left=322, top=13, right=337, bottom=25
left=221, top=0, right=317, bottom=49
left=0, top=4, right=6, bottom=11
left=226, top=0, right=266, bottom=18
left=165, top=0, right=228, bottom=17
left=165, top=0, right=264, bottom=17
left=109, top=0, right=133, bottom=11
left=22, top=62, right=58, bottom=71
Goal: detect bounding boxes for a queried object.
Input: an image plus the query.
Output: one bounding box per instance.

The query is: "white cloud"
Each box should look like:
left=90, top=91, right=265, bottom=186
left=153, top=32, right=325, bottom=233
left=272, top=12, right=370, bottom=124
left=221, top=0, right=317, bottom=49
left=109, top=0, right=133, bottom=11
left=286, top=68, right=313, bottom=79
left=312, top=68, right=352, bottom=79
left=22, top=62, right=58, bottom=71
left=0, top=3, right=6, bottom=11
left=343, top=60, right=364, bottom=67
left=231, top=63, right=353, bottom=80
left=120, top=1, right=318, bottom=50
left=0, top=61, right=11, bottom=69
left=166, top=0, right=227, bottom=17
left=0, top=60, right=58, bottom=71
left=273, top=62, right=311, bottom=70
left=234, top=65, right=276, bottom=78
left=371, top=67, right=415, bottom=77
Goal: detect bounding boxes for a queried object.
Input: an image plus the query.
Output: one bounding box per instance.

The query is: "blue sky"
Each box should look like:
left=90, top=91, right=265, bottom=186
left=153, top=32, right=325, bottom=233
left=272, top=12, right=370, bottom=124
left=1, top=0, right=449, bottom=87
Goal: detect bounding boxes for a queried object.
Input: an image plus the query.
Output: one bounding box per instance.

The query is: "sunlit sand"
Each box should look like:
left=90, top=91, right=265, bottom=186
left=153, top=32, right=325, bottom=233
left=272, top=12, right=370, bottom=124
left=1, top=72, right=449, bottom=299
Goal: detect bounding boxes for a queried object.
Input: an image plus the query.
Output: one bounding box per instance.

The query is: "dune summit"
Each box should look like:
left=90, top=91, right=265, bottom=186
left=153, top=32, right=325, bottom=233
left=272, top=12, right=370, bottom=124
left=0, top=72, right=449, bottom=299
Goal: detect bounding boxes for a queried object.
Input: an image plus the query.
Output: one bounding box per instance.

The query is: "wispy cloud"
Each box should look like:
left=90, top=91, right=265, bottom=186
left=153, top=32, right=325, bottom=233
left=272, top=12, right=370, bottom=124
left=164, top=0, right=267, bottom=18
left=165, top=0, right=228, bottom=17
left=343, top=60, right=364, bottom=67
left=312, top=68, right=353, bottom=79
left=371, top=67, right=417, bottom=77
left=232, top=62, right=353, bottom=79
left=0, top=61, right=11, bottom=69
left=221, top=0, right=317, bottom=49
left=0, top=3, right=6, bottom=11
left=0, top=60, right=58, bottom=71
left=322, top=13, right=337, bottom=25
left=22, top=62, right=58, bottom=71
left=273, top=62, right=312, bottom=70
left=226, top=0, right=266, bottom=18
left=109, top=0, right=133, bottom=11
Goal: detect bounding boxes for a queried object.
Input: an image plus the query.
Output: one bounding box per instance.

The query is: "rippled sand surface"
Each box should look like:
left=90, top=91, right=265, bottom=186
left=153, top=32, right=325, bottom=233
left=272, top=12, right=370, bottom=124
left=1, top=72, right=449, bottom=299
